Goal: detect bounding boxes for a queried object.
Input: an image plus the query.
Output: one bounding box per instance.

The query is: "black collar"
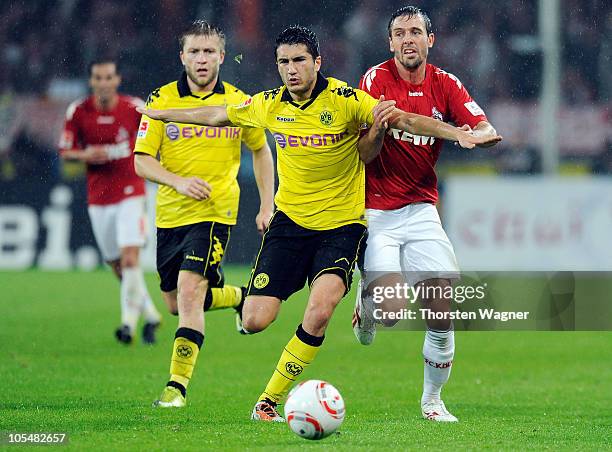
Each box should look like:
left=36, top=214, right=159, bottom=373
left=280, top=73, right=328, bottom=110
left=177, top=71, right=225, bottom=98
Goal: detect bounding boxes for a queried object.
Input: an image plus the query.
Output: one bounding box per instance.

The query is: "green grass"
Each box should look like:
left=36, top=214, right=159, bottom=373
left=0, top=268, right=610, bottom=450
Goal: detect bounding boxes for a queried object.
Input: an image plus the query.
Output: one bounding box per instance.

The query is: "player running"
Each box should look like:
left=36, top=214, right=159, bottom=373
left=133, top=20, right=274, bottom=408
left=138, top=25, right=500, bottom=418
left=59, top=58, right=162, bottom=345
left=353, top=6, right=502, bottom=422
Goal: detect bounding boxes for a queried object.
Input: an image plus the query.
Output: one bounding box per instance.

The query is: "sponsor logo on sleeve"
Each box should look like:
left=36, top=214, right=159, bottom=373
left=137, top=121, right=149, bottom=138
left=464, top=101, right=484, bottom=117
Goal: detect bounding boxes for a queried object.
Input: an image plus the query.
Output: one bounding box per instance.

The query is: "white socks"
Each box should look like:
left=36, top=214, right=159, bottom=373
left=136, top=269, right=161, bottom=324
left=120, top=266, right=161, bottom=334
left=120, top=267, right=143, bottom=334
left=422, top=329, right=455, bottom=405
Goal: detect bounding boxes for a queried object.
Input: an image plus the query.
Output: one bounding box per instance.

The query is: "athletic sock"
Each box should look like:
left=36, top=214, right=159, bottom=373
left=168, top=327, right=204, bottom=395
left=120, top=267, right=143, bottom=334
left=203, top=285, right=243, bottom=311
left=421, top=328, right=455, bottom=405
left=259, top=324, right=324, bottom=404
left=135, top=267, right=161, bottom=323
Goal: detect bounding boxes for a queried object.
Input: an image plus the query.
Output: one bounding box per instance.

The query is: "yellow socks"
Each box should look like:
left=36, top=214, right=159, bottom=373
left=167, top=327, right=204, bottom=396
left=259, top=324, right=324, bottom=404
left=204, top=285, right=243, bottom=311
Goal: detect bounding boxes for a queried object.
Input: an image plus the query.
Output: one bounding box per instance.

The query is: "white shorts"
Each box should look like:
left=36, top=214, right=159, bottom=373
left=88, top=196, right=147, bottom=262
left=362, top=203, right=459, bottom=287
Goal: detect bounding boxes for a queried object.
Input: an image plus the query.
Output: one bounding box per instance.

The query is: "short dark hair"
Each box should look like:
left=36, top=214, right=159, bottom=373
left=88, top=58, right=119, bottom=76
left=388, top=6, right=433, bottom=36
left=275, top=25, right=320, bottom=60
left=179, top=19, right=225, bottom=52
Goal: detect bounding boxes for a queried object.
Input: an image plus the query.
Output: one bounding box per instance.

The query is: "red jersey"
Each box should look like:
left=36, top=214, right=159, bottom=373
left=359, top=60, right=487, bottom=210
left=59, top=95, right=146, bottom=205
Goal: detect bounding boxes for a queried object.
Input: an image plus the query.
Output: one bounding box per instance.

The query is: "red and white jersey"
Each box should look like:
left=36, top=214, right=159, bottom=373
left=59, top=95, right=146, bottom=205
left=360, top=60, right=488, bottom=210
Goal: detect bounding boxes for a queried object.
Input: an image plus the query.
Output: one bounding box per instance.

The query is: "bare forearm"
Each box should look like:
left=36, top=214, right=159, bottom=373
left=134, top=153, right=180, bottom=188
left=142, top=106, right=231, bottom=126
left=252, top=144, right=275, bottom=211
left=60, top=149, right=86, bottom=161
left=390, top=109, right=464, bottom=142
left=358, top=127, right=386, bottom=164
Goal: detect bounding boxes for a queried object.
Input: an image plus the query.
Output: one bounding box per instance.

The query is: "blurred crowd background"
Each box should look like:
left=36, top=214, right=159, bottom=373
left=0, top=0, right=610, bottom=181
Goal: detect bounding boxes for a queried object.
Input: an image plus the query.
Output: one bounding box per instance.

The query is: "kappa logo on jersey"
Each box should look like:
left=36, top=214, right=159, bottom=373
left=273, top=131, right=347, bottom=149
left=145, top=88, right=160, bottom=106
left=276, top=115, right=295, bottom=122
left=138, top=121, right=149, bottom=138
left=263, top=88, right=281, bottom=100
left=409, top=92, right=423, bottom=97
left=388, top=128, right=435, bottom=146
left=330, top=86, right=358, bottom=101
left=464, top=101, right=485, bottom=117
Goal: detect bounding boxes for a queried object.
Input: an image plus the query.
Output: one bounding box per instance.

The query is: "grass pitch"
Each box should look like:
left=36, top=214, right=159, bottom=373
left=0, top=268, right=610, bottom=450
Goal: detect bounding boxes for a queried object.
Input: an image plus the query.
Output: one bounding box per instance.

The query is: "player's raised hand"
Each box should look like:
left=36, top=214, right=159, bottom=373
left=174, top=176, right=212, bottom=201
left=372, top=95, right=396, bottom=135
left=255, top=208, right=273, bottom=235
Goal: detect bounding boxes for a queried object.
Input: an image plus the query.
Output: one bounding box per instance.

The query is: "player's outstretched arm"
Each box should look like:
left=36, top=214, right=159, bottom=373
left=251, top=142, right=275, bottom=234
left=358, top=95, right=397, bottom=164
left=60, top=145, right=109, bottom=164
left=134, top=153, right=211, bottom=201
left=136, top=105, right=232, bottom=127
left=390, top=109, right=502, bottom=149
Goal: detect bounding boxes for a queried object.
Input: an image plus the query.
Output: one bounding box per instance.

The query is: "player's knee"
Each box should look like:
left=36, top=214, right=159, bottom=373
left=306, top=301, right=335, bottom=330
left=242, top=314, right=272, bottom=333
left=177, top=276, right=207, bottom=305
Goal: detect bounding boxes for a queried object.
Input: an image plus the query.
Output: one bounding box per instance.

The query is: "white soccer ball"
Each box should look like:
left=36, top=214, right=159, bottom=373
left=284, top=379, right=345, bottom=440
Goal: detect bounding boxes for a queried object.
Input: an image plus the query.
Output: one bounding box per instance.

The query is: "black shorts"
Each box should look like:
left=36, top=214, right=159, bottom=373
left=247, top=211, right=367, bottom=301
left=156, top=221, right=231, bottom=292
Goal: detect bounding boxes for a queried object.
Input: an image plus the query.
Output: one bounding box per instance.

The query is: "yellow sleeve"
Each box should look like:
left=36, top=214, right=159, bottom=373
left=351, top=89, right=378, bottom=128
left=241, top=127, right=267, bottom=151
left=133, top=89, right=165, bottom=157
left=226, top=92, right=267, bottom=129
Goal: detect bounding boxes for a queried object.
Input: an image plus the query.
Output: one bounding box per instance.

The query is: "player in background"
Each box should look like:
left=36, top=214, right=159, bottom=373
left=59, top=59, right=162, bottom=345
left=138, top=25, right=500, bottom=419
left=353, top=6, right=501, bottom=422
left=133, top=20, right=274, bottom=408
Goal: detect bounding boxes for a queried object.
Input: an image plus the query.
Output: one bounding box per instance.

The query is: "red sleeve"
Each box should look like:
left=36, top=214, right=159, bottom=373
left=359, top=67, right=385, bottom=135
left=442, top=72, right=488, bottom=128
left=359, top=66, right=384, bottom=99
left=58, top=102, right=82, bottom=154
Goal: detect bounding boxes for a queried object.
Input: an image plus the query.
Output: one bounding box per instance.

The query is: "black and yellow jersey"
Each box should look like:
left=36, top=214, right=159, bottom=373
left=134, top=72, right=266, bottom=228
left=226, top=75, right=378, bottom=230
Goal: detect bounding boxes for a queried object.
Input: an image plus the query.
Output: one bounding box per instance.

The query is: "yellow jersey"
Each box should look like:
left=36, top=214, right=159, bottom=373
left=134, top=73, right=266, bottom=228
left=227, top=75, right=378, bottom=230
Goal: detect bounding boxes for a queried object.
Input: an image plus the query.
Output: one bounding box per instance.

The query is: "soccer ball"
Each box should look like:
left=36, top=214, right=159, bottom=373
left=284, top=379, right=345, bottom=440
